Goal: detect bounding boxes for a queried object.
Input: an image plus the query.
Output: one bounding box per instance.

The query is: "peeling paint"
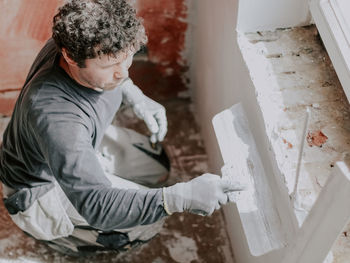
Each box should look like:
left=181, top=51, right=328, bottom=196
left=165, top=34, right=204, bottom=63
left=136, top=0, right=188, bottom=76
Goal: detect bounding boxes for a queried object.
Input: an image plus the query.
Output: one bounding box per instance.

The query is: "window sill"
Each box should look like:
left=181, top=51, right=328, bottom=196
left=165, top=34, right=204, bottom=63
left=310, top=0, right=350, bottom=103
left=238, top=25, right=350, bottom=261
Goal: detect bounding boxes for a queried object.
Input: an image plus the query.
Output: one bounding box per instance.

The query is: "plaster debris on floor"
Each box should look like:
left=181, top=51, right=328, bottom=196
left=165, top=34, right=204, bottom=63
left=239, top=25, right=350, bottom=262
left=0, top=98, right=234, bottom=263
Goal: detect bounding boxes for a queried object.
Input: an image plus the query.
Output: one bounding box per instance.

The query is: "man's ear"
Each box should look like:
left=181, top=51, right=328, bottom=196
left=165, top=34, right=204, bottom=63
left=61, top=48, right=78, bottom=66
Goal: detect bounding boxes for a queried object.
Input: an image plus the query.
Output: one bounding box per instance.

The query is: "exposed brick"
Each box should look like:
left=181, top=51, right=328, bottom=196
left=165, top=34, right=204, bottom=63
left=241, top=26, right=350, bottom=259
left=241, top=27, right=350, bottom=198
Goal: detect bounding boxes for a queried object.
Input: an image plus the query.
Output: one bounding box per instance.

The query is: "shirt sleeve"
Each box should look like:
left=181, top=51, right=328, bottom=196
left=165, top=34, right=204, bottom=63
left=31, top=110, right=167, bottom=231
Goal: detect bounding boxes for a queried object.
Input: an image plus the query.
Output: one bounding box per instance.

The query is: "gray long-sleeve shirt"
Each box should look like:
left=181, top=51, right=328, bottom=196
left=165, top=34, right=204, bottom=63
left=0, top=39, right=167, bottom=231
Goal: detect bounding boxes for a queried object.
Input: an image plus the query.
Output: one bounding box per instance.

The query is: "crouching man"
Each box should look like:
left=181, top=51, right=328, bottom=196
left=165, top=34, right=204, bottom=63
left=0, top=0, right=239, bottom=256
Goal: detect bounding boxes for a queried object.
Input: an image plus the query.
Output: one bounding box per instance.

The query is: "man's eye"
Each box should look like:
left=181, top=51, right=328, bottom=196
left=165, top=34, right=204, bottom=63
left=103, top=63, right=120, bottom=69
left=102, top=65, right=114, bottom=69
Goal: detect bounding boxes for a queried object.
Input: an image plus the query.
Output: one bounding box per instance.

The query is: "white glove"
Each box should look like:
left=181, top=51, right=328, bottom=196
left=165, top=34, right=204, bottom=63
left=162, top=173, right=241, bottom=216
left=122, top=79, right=167, bottom=143
left=221, top=163, right=257, bottom=213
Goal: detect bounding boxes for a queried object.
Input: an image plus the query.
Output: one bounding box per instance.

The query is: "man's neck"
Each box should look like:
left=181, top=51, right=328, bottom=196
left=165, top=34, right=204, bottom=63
left=59, top=55, right=74, bottom=80
left=58, top=55, right=104, bottom=92
left=59, top=55, right=97, bottom=90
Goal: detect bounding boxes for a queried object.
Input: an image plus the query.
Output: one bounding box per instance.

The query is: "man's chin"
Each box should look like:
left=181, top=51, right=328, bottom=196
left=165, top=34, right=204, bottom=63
left=104, top=79, right=125, bottom=90
left=101, top=83, right=119, bottom=91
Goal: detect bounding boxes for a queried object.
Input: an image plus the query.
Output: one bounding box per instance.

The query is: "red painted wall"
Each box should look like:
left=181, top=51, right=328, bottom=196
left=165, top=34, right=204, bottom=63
left=0, top=0, right=188, bottom=115
left=132, top=0, right=188, bottom=100
left=137, top=0, right=187, bottom=76
left=0, top=0, right=64, bottom=115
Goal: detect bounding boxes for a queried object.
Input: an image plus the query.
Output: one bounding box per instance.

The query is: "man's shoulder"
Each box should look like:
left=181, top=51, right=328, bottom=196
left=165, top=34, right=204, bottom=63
left=26, top=88, right=92, bottom=136
left=22, top=70, right=72, bottom=111
left=22, top=73, right=85, bottom=122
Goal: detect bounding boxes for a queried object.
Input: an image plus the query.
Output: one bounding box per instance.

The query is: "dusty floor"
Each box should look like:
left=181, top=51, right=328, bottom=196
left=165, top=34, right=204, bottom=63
left=0, top=98, right=234, bottom=262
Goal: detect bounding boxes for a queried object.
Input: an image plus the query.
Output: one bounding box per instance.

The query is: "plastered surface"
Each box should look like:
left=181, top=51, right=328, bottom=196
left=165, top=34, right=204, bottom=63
left=189, top=0, right=350, bottom=261
left=238, top=25, right=350, bottom=262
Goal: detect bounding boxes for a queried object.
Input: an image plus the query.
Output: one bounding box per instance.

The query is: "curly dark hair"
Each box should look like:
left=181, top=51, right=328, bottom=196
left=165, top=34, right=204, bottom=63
left=52, top=0, right=147, bottom=67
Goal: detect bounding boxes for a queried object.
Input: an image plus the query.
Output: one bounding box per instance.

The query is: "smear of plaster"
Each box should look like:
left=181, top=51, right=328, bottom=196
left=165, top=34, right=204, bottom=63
left=165, top=232, right=198, bottom=263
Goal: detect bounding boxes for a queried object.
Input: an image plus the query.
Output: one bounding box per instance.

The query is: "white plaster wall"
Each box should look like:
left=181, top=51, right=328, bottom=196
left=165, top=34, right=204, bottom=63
left=188, top=0, right=313, bottom=262
left=237, top=0, right=311, bottom=32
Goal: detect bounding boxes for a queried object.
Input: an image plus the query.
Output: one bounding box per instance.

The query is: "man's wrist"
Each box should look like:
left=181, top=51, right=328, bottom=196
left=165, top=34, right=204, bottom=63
left=121, top=79, right=145, bottom=106
left=162, top=187, right=172, bottom=215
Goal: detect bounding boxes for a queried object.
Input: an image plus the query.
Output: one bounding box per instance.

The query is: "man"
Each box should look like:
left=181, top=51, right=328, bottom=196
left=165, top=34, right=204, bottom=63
left=0, top=0, right=239, bottom=256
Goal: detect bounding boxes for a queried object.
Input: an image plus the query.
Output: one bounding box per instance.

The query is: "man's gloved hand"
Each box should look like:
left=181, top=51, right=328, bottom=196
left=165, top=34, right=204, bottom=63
left=133, top=96, right=167, bottom=143
left=162, top=173, right=242, bottom=216
left=122, top=79, right=167, bottom=143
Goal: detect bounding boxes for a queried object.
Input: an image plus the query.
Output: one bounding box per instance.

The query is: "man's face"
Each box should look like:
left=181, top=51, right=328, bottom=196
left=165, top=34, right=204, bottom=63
left=75, top=50, right=134, bottom=91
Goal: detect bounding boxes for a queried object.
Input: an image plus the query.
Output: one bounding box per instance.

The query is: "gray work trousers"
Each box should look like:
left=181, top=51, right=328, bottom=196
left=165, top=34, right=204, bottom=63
left=2, top=125, right=169, bottom=255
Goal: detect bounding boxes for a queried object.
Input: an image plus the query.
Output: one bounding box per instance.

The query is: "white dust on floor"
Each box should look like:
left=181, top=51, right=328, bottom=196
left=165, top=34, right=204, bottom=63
left=165, top=231, right=199, bottom=263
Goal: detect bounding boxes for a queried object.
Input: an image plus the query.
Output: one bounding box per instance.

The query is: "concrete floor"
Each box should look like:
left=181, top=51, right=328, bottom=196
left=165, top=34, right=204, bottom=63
left=0, top=98, right=235, bottom=262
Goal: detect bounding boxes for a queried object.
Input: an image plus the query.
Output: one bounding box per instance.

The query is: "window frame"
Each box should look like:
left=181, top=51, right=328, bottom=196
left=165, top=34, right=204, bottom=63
left=310, top=0, right=350, bottom=101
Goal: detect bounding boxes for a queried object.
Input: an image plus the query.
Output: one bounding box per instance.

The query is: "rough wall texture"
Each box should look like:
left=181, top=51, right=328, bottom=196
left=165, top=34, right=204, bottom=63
left=132, top=0, right=188, bottom=101
left=0, top=0, right=64, bottom=115
left=0, top=0, right=188, bottom=115
left=137, top=0, right=187, bottom=75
